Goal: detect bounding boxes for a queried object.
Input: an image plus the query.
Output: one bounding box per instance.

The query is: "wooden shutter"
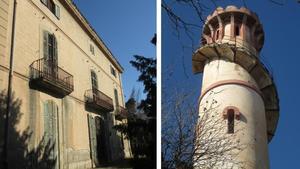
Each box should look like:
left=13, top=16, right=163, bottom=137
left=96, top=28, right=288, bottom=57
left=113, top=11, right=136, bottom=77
left=41, top=0, right=47, bottom=5
left=43, top=31, right=49, bottom=60
left=55, top=4, right=60, bottom=19
left=52, top=101, right=58, bottom=160
left=44, top=101, right=58, bottom=165
left=43, top=101, right=50, bottom=143
left=114, top=89, right=119, bottom=108
left=53, top=35, right=58, bottom=67
left=88, top=115, right=99, bottom=166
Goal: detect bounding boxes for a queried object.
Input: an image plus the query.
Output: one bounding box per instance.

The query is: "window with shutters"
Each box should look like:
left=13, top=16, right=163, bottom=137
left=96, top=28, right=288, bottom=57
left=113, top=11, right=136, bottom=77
left=91, top=70, right=98, bottom=90
left=41, top=0, right=60, bottom=19
left=90, top=44, right=95, bottom=55
left=110, top=66, right=116, bottom=77
left=43, top=31, right=58, bottom=72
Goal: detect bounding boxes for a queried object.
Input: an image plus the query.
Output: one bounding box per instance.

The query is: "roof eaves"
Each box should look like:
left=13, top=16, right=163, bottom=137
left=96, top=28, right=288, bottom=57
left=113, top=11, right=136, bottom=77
left=59, top=0, right=124, bottom=73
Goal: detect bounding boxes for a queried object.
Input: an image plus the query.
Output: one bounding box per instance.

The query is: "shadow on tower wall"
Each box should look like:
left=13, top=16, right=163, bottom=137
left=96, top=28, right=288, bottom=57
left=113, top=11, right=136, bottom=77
left=0, top=90, right=56, bottom=169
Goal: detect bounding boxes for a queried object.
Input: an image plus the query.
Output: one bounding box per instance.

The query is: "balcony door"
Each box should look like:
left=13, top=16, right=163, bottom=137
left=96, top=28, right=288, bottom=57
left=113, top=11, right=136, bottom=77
left=43, top=31, right=58, bottom=79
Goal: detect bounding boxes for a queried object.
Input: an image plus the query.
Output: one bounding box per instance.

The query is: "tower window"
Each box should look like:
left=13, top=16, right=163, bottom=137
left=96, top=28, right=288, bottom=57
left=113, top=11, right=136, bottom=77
left=235, top=25, right=240, bottom=36
left=227, top=109, right=235, bottom=133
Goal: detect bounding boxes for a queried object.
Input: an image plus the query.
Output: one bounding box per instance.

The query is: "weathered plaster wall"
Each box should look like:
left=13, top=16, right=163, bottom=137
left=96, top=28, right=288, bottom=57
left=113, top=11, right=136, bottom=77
left=198, top=59, right=269, bottom=169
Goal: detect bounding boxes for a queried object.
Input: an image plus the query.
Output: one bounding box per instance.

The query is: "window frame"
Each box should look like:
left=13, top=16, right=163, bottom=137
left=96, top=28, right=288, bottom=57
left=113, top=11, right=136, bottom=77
left=110, top=66, right=116, bottom=77
left=41, top=0, right=60, bottom=19
left=90, top=44, right=95, bottom=55
left=90, top=70, right=98, bottom=90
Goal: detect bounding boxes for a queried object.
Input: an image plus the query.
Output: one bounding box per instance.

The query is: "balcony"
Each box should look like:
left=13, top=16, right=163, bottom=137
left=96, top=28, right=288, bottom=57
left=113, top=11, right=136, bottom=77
left=29, top=59, right=74, bottom=98
left=115, top=106, right=128, bottom=121
left=84, top=88, right=114, bottom=112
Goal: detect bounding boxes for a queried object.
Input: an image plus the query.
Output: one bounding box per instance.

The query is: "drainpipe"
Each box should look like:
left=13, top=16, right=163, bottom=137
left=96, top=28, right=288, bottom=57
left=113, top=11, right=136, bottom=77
left=2, top=0, right=17, bottom=169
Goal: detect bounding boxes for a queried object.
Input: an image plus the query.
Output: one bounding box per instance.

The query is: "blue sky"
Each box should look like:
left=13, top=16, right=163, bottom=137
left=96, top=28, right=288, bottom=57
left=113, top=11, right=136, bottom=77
left=163, top=0, right=300, bottom=168
left=72, top=0, right=156, bottom=101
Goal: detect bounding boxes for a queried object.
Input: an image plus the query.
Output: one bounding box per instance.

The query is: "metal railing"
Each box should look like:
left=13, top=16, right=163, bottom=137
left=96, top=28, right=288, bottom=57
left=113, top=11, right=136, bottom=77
left=84, top=88, right=114, bottom=112
left=115, top=106, right=128, bottom=120
left=30, top=58, right=74, bottom=92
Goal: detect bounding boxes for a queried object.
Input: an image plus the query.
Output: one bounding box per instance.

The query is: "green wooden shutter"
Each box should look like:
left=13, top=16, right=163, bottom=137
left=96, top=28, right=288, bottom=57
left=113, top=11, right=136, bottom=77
left=52, top=101, right=58, bottom=161
left=55, top=4, right=60, bottom=19
left=41, top=0, right=47, bottom=5
left=88, top=115, right=99, bottom=166
left=88, top=115, right=94, bottom=162
left=114, top=89, right=119, bottom=108
left=43, top=31, right=49, bottom=60
left=44, top=101, right=58, bottom=165
left=43, top=101, right=50, bottom=143
left=53, top=35, right=58, bottom=65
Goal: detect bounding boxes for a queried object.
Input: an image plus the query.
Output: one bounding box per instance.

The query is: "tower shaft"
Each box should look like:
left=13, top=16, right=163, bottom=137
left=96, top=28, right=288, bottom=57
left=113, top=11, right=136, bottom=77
left=197, top=59, right=269, bottom=168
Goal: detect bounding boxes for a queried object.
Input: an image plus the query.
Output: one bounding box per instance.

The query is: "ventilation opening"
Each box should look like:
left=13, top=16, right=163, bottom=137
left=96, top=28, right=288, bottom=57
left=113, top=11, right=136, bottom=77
left=227, top=109, right=235, bottom=133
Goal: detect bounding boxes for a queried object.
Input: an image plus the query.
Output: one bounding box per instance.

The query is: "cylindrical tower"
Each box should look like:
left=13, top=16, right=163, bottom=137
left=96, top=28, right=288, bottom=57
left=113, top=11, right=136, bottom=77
left=192, top=6, right=279, bottom=169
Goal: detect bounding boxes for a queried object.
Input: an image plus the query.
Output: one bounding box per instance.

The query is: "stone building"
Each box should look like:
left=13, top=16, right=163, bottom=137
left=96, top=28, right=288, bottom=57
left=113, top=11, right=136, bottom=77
left=192, top=6, right=279, bottom=169
left=0, top=0, right=132, bottom=168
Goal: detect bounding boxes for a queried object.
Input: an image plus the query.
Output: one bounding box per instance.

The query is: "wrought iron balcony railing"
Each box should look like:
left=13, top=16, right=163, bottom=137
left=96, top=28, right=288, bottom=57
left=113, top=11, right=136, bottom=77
left=84, top=88, right=114, bottom=112
left=29, top=59, right=74, bottom=97
left=115, top=106, right=128, bottom=121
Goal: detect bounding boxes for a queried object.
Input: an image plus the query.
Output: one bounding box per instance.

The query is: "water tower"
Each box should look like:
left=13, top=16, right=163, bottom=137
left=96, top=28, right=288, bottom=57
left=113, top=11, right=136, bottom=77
left=192, top=6, right=279, bottom=169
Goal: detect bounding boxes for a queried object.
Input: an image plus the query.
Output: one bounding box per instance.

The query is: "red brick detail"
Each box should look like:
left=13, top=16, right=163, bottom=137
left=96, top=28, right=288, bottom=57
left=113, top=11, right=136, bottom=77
left=223, top=106, right=240, bottom=120
left=199, top=79, right=262, bottom=102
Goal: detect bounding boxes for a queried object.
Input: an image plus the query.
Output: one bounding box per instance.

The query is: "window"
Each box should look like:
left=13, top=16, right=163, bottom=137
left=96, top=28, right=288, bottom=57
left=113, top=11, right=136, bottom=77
left=227, top=109, right=235, bottom=134
left=91, top=70, right=98, bottom=90
left=90, top=44, right=95, bottom=55
left=41, top=0, right=60, bottom=19
left=235, top=25, right=240, bottom=36
left=110, top=66, right=116, bottom=77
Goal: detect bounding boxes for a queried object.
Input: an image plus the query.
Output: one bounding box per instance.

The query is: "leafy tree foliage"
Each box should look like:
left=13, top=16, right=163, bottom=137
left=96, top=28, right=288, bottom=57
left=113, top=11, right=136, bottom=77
left=114, top=36, right=156, bottom=168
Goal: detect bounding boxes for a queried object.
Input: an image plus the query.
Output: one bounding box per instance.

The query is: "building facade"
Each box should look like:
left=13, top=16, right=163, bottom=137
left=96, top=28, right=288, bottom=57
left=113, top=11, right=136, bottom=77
left=0, top=0, right=132, bottom=168
left=192, top=6, right=279, bottom=169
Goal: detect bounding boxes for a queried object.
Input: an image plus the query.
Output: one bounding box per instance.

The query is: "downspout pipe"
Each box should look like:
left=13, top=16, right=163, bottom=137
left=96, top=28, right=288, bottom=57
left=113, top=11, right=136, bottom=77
left=2, top=0, right=17, bottom=169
